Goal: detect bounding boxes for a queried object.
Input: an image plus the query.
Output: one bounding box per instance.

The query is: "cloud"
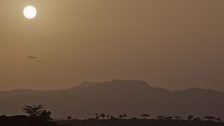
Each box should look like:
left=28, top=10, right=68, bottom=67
left=26, top=56, right=38, bottom=60
left=26, top=56, right=43, bottom=63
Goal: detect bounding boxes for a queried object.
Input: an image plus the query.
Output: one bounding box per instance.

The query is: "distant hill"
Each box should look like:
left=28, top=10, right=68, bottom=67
left=0, top=79, right=224, bottom=119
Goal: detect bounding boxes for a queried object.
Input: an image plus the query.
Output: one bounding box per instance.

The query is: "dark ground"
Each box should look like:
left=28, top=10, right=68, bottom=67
left=1, top=115, right=224, bottom=126
left=0, top=115, right=57, bottom=126
left=56, top=119, right=224, bottom=126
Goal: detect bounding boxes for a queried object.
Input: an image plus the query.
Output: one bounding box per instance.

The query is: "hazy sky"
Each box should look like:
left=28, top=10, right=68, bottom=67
left=1, top=0, right=224, bottom=90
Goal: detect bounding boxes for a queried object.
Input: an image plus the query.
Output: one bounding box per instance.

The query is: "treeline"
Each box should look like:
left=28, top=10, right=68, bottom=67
left=59, top=113, right=224, bottom=126
left=0, top=105, right=224, bottom=126
left=86, top=113, right=222, bottom=122
left=58, top=116, right=224, bottom=126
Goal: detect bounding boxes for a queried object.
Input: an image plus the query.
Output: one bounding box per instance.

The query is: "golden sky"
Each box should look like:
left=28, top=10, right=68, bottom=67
left=1, top=0, right=224, bottom=90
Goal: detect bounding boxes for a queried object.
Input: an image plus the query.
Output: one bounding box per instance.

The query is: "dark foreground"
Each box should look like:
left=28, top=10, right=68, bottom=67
left=1, top=115, right=224, bottom=126
left=0, top=115, right=58, bottom=126
left=57, top=119, right=224, bottom=126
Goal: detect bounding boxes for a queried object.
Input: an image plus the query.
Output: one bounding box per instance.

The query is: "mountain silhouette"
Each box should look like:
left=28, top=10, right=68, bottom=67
left=0, top=79, right=224, bottom=119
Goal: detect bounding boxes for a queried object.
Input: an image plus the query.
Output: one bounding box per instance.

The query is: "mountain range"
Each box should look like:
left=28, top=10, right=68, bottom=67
left=0, top=79, right=223, bottom=119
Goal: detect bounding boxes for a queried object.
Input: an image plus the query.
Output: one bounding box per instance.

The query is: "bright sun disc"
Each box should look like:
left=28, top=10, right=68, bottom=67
left=23, top=6, right=37, bottom=19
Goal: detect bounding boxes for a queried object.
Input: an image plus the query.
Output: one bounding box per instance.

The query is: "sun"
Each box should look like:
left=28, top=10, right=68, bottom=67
left=23, top=6, right=37, bottom=19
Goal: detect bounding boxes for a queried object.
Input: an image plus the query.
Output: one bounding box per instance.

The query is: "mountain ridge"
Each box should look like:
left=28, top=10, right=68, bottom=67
left=0, top=79, right=223, bottom=119
left=1, top=79, right=223, bottom=94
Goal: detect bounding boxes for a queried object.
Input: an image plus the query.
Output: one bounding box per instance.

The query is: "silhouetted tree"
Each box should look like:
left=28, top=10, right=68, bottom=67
left=100, top=113, right=106, bottom=119
left=23, top=105, right=44, bottom=118
left=166, top=116, right=173, bottom=120
left=22, top=105, right=52, bottom=121
left=141, top=114, right=150, bottom=119
left=203, top=116, right=215, bottom=121
left=95, top=113, right=100, bottom=120
left=174, top=116, right=181, bottom=120
left=122, top=114, right=127, bottom=119
left=216, top=118, right=222, bottom=122
left=188, top=115, right=194, bottom=121
left=119, top=114, right=127, bottom=120
left=119, top=114, right=123, bottom=119
left=157, top=116, right=166, bottom=120
left=38, top=109, right=52, bottom=121
left=106, top=115, right=111, bottom=120
left=67, top=116, right=72, bottom=120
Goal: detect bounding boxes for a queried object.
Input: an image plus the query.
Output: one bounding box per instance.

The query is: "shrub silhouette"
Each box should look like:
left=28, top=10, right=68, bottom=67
left=119, top=114, right=127, bottom=119
left=67, top=116, right=72, bottom=120
left=100, top=113, right=106, bottom=119
left=157, top=116, right=166, bottom=120
left=188, top=115, right=194, bottom=121
left=95, top=113, right=100, bottom=120
left=141, top=114, right=150, bottom=119
left=174, top=116, right=181, bottom=120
